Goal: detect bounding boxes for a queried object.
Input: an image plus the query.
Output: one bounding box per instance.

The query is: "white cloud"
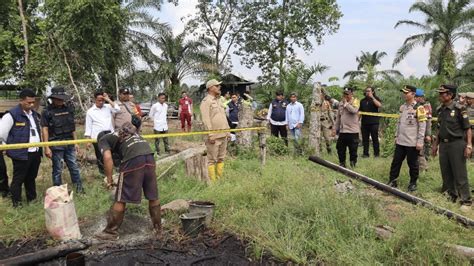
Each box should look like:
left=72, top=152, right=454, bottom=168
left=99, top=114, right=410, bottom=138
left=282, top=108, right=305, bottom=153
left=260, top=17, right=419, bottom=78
left=160, top=0, right=199, bottom=34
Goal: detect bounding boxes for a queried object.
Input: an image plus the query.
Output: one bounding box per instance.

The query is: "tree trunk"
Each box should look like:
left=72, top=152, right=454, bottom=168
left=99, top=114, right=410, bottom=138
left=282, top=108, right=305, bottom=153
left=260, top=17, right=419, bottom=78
left=257, top=120, right=267, bottom=166
left=308, top=82, right=322, bottom=155
left=60, top=48, right=86, bottom=112
left=237, top=104, right=253, bottom=148
left=185, top=153, right=210, bottom=184
left=17, top=0, right=29, bottom=67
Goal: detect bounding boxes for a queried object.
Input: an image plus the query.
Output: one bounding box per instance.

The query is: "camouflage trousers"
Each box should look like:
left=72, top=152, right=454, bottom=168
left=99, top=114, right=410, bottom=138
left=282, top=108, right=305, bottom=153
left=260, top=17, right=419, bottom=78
left=418, top=140, right=431, bottom=171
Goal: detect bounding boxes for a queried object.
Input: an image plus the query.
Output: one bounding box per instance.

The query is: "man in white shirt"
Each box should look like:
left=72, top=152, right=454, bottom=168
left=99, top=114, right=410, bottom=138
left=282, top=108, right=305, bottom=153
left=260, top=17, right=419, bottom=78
left=0, top=89, right=41, bottom=207
left=149, top=93, right=170, bottom=156
left=85, top=92, right=120, bottom=174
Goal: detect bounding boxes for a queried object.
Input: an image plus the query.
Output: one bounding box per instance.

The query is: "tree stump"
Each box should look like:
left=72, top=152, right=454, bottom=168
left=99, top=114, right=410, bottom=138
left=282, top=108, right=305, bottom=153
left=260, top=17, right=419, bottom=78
left=237, top=104, right=253, bottom=148
left=309, top=82, right=322, bottom=155
left=184, top=153, right=210, bottom=184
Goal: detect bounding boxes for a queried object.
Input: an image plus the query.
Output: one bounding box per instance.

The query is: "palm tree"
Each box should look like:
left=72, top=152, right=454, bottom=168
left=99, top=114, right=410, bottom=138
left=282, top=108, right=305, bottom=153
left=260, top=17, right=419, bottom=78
left=344, top=51, right=402, bottom=84
left=153, top=29, right=212, bottom=101
left=393, top=0, right=473, bottom=78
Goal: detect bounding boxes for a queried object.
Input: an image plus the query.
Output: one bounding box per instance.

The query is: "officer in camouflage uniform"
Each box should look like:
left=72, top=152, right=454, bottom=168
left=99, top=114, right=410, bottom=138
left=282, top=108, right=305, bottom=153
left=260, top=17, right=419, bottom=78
left=388, top=85, right=427, bottom=192
left=432, top=85, right=472, bottom=211
left=320, top=90, right=334, bottom=154
left=41, top=86, right=83, bottom=193
left=415, top=88, right=433, bottom=171
left=466, top=92, right=474, bottom=160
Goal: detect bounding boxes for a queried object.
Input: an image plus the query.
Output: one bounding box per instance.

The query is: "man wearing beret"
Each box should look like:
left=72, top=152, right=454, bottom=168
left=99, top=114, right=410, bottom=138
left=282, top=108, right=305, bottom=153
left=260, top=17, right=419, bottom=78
left=432, top=85, right=472, bottom=211
left=388, top=85, right=427, bottom=192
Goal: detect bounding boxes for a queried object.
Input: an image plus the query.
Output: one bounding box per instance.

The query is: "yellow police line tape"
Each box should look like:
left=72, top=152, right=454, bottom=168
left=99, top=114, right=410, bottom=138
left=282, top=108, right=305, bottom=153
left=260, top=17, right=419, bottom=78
left=359, top=111, right=474, bottom=123
left=0, top=127, right=266, bottom=151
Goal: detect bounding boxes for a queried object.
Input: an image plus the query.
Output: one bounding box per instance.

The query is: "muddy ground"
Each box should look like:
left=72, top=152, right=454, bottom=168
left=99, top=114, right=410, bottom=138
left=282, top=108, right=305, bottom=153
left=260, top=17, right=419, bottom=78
left=0, top=213, right=276, bottom=265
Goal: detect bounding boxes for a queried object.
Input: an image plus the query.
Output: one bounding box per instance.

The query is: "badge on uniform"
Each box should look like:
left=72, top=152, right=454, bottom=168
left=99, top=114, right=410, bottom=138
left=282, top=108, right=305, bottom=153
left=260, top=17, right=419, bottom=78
left=450, top=110, right=455, bottom=117
left=15, top=122, right=26, bottom=126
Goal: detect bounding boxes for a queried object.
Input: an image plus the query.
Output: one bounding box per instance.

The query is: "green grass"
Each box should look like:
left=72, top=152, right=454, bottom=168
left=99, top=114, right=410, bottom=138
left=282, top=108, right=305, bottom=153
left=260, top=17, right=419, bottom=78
left=1, top=143, right=473, bottom=264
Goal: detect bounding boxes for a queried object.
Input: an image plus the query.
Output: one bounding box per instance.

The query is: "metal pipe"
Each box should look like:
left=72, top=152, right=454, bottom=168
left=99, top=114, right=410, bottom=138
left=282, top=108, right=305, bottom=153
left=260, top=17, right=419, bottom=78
left=308, top=156, right=474, bottom=228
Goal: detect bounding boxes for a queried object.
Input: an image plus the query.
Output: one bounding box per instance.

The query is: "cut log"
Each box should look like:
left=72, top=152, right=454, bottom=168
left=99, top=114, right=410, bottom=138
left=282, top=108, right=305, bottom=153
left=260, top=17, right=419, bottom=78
left=0, top=241, right=88, bottom=265
left=445, top=244, right=474, bottom=260
left=185, top=153, right=210, bottom=184
left=155, top=147, right=206, bottom=166
left=309, top=82, right=322, bottom=156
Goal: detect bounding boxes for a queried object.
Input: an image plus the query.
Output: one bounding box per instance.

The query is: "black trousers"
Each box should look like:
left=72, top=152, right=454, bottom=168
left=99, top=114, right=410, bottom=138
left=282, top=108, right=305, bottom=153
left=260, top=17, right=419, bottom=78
left=361, top=124, right=380, bottom=157
left=389, top=144, right=419, bottom=184
left=0, top=153, right=9, bottom=195
left=10, top=151, right=41, bottom=206
left=270, top=124, right=288, bottom=146
left=336, top=133, right=359, bottom=165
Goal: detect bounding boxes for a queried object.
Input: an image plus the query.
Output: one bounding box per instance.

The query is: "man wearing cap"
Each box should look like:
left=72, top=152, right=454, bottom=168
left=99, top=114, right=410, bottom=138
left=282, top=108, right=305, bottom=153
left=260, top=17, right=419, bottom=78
left=41, top=86, right=83, bottom=193
left=114, top=88, right=141, bottom=130
left=320, top=90, right=334, bottom=154
left=388, top=85, right=427, bottom=192
left=432, top=85, right=472, bottom=211
left=95, top=121, right=161, bottom=240
left=178, top=91, right=193, bottom=132
left=360, top=86, right=382, bottom=158
left=333, top=87, right=360, bottom=168
left=0, top=89, right=42, bottom=207
left=267, top=91, right=289, bottom=146
left=458, top=92, right=467, bottom=106
left=414, top=88, right=433, bottom=171
left=200, top=79, right=230, bottom=181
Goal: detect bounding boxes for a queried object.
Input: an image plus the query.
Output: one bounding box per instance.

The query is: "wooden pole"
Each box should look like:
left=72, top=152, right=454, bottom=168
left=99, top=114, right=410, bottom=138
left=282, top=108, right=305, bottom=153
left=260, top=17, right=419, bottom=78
left=308, top=82, right=322, bottom=155
left=258, top=120, right=267, bottom=166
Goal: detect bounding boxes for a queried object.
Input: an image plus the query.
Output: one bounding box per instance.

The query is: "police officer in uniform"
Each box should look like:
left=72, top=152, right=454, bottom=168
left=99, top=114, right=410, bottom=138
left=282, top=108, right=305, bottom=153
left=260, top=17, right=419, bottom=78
left=388, top=85, right=426, bottom=192
left=267, top=91, right=288, bottom=146
left=41, top=86, right=83, bottom=193
left=333, top=87, right=360, bottom=168
left=200, top=79, right=230, bottom=181
left=432, top=85, right=472, bottom=211
left=320, top=90, right=334, bottom=154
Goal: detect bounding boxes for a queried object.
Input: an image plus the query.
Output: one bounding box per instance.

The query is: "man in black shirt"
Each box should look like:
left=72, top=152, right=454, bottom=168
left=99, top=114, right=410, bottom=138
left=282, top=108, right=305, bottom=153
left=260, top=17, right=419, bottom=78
left=359, top=87, right=382, bottom=157
left=95, top=122, right=161, bottom=240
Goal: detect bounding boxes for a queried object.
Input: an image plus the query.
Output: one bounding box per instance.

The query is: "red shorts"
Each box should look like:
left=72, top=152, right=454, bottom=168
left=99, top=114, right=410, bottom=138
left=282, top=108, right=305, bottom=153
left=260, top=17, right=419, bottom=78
left=116, top=154, right=158, bottom=203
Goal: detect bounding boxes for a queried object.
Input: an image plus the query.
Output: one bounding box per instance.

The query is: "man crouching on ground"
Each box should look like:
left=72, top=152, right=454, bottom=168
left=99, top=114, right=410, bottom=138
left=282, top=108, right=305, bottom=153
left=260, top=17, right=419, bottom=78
left=95, top=121, right=161, bottom=240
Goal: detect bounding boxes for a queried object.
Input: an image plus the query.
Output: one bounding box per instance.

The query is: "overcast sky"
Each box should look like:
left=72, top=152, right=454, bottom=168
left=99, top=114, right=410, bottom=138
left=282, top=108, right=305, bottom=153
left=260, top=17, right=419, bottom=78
left=154, top=0, right=470, bottom=86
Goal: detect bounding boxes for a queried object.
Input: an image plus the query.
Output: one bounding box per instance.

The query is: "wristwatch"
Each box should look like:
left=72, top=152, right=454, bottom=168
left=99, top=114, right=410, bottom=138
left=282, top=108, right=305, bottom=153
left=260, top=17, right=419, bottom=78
left=467, top=145, right=472, bottom=149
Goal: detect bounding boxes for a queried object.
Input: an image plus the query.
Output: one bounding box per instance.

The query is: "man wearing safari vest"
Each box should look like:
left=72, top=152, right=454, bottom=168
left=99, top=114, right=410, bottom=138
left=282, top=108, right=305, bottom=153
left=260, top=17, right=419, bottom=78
left=0, top=89, right=42, bottom=208
left=200, top=79, right=230, bottom=182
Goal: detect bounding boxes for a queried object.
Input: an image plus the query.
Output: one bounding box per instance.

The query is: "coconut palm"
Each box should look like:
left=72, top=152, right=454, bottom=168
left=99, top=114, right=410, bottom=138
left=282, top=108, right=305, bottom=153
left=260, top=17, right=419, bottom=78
left=344, top=51, right=402, bottom=84
left=393, top=0, right=474, bottom=77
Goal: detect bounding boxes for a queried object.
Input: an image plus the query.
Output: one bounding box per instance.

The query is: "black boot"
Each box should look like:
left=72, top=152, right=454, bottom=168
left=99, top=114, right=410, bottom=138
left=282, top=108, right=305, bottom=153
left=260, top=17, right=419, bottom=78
left=95, top=209, right=125, bottom=241
left=407, top=183, right=417, bottom=192
left=350, top=161, right=356, bottom=168
left=387, top=180, right=398, bottom=188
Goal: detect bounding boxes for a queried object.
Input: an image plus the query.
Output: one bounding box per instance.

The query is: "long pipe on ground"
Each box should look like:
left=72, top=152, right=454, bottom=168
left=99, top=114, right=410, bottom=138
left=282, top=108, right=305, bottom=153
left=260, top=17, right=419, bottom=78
left=308, top=156, right=474, bottom=228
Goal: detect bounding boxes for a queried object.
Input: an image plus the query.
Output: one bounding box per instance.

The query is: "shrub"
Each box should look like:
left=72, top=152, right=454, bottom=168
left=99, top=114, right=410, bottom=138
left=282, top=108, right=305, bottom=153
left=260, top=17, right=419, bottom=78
left=267, top=136, right=289, bottom=156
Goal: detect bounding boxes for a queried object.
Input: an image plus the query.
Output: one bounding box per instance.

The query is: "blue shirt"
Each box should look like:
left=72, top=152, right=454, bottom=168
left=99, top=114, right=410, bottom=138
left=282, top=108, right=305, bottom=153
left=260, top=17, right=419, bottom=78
left=285, top=101, right=305, bottom=129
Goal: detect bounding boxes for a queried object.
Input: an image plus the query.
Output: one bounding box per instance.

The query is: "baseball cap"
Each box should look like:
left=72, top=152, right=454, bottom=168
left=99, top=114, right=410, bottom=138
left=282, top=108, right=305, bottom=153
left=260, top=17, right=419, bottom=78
left=466, top=92, right=474, bottom=99
left=343, top=87, right=354, bottom=94
left=401, top=85, right=416, bottom=93
left=415, top=88, right=425, bottom=97
left=206, top=79, right=222, bottom=89
left=119, top=88, right=130, bottom=94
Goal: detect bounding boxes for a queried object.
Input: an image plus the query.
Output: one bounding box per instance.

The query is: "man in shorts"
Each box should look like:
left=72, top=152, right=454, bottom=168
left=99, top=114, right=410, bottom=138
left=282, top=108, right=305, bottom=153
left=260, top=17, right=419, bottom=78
left=95, top=122, right=161, bottom=240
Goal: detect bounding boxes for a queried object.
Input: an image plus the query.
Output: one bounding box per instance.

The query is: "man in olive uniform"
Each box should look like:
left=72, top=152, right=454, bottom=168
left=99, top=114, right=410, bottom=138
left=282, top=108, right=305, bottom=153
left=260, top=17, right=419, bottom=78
left=41, top=86, right=83, bottom=193
left=320, top=90, right=334, bottom=154
left=466, top=92, right=474, bottom=159
left=388, top=85, right=426, bottom=192
left=415, top=88, right=433, bottom=171
left=333, top=87, right=360, bottom=168
left=200, top=79, right=230, bottom=181
left=432, top=85, right=472, bottom=211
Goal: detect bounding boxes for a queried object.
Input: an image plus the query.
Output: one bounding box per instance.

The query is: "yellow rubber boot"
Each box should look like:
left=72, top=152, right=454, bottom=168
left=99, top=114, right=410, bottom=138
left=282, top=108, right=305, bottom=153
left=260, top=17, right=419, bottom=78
left=208, top=164, right=217, bottom=182
left=216, top=162, right=224, bottom=179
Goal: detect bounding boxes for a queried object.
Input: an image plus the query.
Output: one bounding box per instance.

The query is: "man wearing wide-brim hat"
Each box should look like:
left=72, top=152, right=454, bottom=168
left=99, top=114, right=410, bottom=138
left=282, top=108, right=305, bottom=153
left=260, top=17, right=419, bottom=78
left=41, top=86, right=84, bottom=193
left=432, top=84, right=472, bottom=212
left=200, top=79, right=230, bottom=182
